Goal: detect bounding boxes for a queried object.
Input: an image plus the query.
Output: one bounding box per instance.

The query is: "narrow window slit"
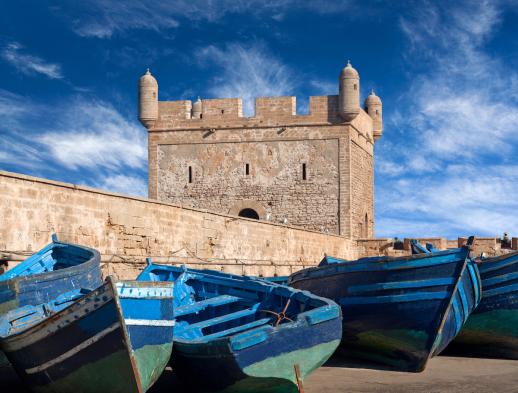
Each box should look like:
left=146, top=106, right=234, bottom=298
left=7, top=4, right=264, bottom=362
left=245, top=163, right=250, bottom=176
left=302, top=163, right=307, bottom=180
left=188, top=166, right=193, bottom=183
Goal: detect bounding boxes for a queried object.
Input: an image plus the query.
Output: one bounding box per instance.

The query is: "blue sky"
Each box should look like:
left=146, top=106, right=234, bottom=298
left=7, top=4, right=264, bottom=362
left=0, top=1, right=517, bottom=239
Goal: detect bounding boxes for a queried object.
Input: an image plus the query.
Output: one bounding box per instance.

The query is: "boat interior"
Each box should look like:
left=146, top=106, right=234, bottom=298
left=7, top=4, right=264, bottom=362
left=139, top=265, right=331, bottom=343
left=0, top=236, right=95, bottom=281
left=0, top=288, right=91, bottom=338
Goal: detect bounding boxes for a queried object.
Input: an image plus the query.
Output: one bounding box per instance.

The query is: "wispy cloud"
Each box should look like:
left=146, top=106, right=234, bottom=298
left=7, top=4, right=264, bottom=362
left=196, top=42, right=296, bottom=116
left=377, top=0, right=518, bottom=238
left=38, top=100, right=146, bottom=171
left=0, top=89, right=147, bottom=196
left=96, top=174, right=147, bottom=196
left=1, top=42, right=63, bottom=79
left=55, top=0, right=354, bottom=38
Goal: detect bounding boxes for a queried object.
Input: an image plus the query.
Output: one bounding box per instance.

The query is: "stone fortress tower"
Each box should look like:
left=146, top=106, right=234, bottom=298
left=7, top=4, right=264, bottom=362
left=139, top=62, right=383, bottom=239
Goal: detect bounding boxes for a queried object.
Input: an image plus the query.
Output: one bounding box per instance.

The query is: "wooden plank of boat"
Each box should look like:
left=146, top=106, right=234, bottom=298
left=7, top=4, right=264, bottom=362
left=288, top=236, right=481, bottom=372
left=138, top=262, right=342, bottom=393
left=451, top=250, right=518, bottom=358
left=0, top=277, right=174, bottom=393
left=0, top=234, right=102, bottom=368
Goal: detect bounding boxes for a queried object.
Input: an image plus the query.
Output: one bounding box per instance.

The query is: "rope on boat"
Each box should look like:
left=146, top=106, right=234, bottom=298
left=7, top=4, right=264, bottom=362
left=259, top=298, right=294, bottom=326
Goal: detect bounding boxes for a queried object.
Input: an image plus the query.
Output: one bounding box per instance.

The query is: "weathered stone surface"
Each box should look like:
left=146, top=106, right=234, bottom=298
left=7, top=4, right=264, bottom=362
left=0, top=170, right=356, bottom=279
left=157, top=139, right=340, bottom=233
left=147, top=95, right=377, bottom=238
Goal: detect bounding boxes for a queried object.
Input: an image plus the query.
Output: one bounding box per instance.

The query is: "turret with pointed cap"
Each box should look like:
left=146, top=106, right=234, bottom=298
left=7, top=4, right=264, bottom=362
left=192, top=97, right=202, bottom=119
left=338, top=61, right=360, bottom=122
left=365, top=90, right=383, bottom=140
left=138, top=68, right=158, bottom=128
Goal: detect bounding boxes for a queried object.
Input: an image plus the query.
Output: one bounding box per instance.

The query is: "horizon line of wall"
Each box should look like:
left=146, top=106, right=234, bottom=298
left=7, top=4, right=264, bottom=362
left=0, top=170, right=357, bottom=279
left=1, top=170, right=515, bottom=279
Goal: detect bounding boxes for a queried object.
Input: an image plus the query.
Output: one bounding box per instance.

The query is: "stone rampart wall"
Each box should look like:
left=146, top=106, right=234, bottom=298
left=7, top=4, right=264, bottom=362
left=0, top=171, right=357, bottom=279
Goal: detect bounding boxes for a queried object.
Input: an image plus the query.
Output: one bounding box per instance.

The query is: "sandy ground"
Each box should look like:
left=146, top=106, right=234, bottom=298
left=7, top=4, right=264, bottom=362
left=3, top=355, right=518, bottom=392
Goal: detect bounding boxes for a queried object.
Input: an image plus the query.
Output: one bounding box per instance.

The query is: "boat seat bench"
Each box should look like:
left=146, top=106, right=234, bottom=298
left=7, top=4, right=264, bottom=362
left=180, top=304, right=261, bottom=335
left=175, top=295, right=243, bottom=317
left=197, top=317, right=272, bottom=342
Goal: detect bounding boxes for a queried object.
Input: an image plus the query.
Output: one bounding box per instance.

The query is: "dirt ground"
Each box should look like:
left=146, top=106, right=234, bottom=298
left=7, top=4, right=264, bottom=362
left=3, top=355, right=518, bottom=392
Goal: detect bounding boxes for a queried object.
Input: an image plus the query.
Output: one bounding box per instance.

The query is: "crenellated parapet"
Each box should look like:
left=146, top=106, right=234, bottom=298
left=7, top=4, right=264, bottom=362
left=139, top=62, right=384, bottom=239
left=138, top=63, right=383, bottom=142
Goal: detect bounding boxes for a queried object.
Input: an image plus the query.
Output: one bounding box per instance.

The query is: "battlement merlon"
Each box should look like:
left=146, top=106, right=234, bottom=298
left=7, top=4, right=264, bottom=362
left=138, top=63, right=383, bottom=140
left=142, top=95, right=382, bottom=142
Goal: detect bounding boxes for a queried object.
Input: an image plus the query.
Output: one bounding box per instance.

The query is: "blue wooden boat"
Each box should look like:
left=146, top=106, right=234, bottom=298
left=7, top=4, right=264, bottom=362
left=0, top=234, right=102, bottom=368
left=288, top=236, right=481, bottom=372
left=0, top=234, right=102, bottom=314
left=0, top=277, right=174, bottom=393
left=138, top=262, right=342, bottom=393
left=262, top=276, right=289, bottom=285
left=451, top=251, right=518, bottom=358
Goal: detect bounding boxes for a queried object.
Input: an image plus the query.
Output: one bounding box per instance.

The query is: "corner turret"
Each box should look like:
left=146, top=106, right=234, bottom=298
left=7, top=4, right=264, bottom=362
left=138, top=69, right=158, bottom=128
left=338, top=61, right=360, bottom=122
left=365, top=90, right=383, bottom=140
left=192, top=97, right=202, bottom=119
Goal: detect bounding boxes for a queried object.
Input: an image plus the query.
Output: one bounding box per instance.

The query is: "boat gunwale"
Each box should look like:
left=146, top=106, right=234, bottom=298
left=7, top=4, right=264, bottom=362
left=1, top=277, right=175, bottom=393
left=288, top=246, right=471, bottom=285
left=478, top=251, right=518, bottom=274
left=0, top=240, right=101, bottom=285
left=141, top=263, right=339, bottom=309
left=0, top=277, right=174, bottom=347
left=141, top=263, right=342, bottom=350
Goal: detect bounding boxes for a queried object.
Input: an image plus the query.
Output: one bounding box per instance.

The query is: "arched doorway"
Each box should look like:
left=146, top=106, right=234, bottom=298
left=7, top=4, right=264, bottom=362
left=238, top=208, right=259, bottom=220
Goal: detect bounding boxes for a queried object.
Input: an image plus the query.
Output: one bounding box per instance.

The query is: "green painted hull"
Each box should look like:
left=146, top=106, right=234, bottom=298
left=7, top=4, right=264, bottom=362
left=340, top=329, right=430, bottom=372
left=221, top=339, right=341, bottom=393
left=31, top=350, right=139, bottom=393
left=454, top=310, right=518, bottom=358
left=134, top=343, right=173, bottom=392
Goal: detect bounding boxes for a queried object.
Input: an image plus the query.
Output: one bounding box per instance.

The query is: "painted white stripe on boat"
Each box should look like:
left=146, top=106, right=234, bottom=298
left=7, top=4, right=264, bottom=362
left=124, top=319, right=175, bottom=327
left=24, top=323, right=120, bottom=375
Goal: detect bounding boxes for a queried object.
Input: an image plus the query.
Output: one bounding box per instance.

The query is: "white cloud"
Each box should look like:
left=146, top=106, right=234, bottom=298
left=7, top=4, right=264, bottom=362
left=309, top=80, right=336, bottom=95
left=96, top=174, right=147, bottom=196
left=55, top=0, right=354, bottom=38
left=377, top=165, right=518, bottom=237
left=1, top=43, right=63, bottom=79
left=196, top=43, right=297, bottom=116
left=376, top=1, right=518, bottom=238
left=0, top=89, right=147, bottom=194
left=397, top=2, right=517, bottom=161
left=38, top=100, right=146, bottom=171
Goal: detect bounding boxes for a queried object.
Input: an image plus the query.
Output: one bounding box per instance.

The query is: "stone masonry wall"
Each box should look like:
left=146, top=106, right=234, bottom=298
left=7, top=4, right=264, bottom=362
left=148, top=95, right=376, bottom=238
left=0, top=171, right=357, bottom=280
left=350, top=140, right=374, bottom=238
left=157, top=139, right=340, bottom=232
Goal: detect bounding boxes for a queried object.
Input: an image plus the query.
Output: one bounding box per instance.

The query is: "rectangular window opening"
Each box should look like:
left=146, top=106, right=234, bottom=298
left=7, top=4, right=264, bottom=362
left=302, top=163, right=307, bottom=180
left=245, top=163, right=250, bottom=176
left=188, top=166, right=193, bottom=183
